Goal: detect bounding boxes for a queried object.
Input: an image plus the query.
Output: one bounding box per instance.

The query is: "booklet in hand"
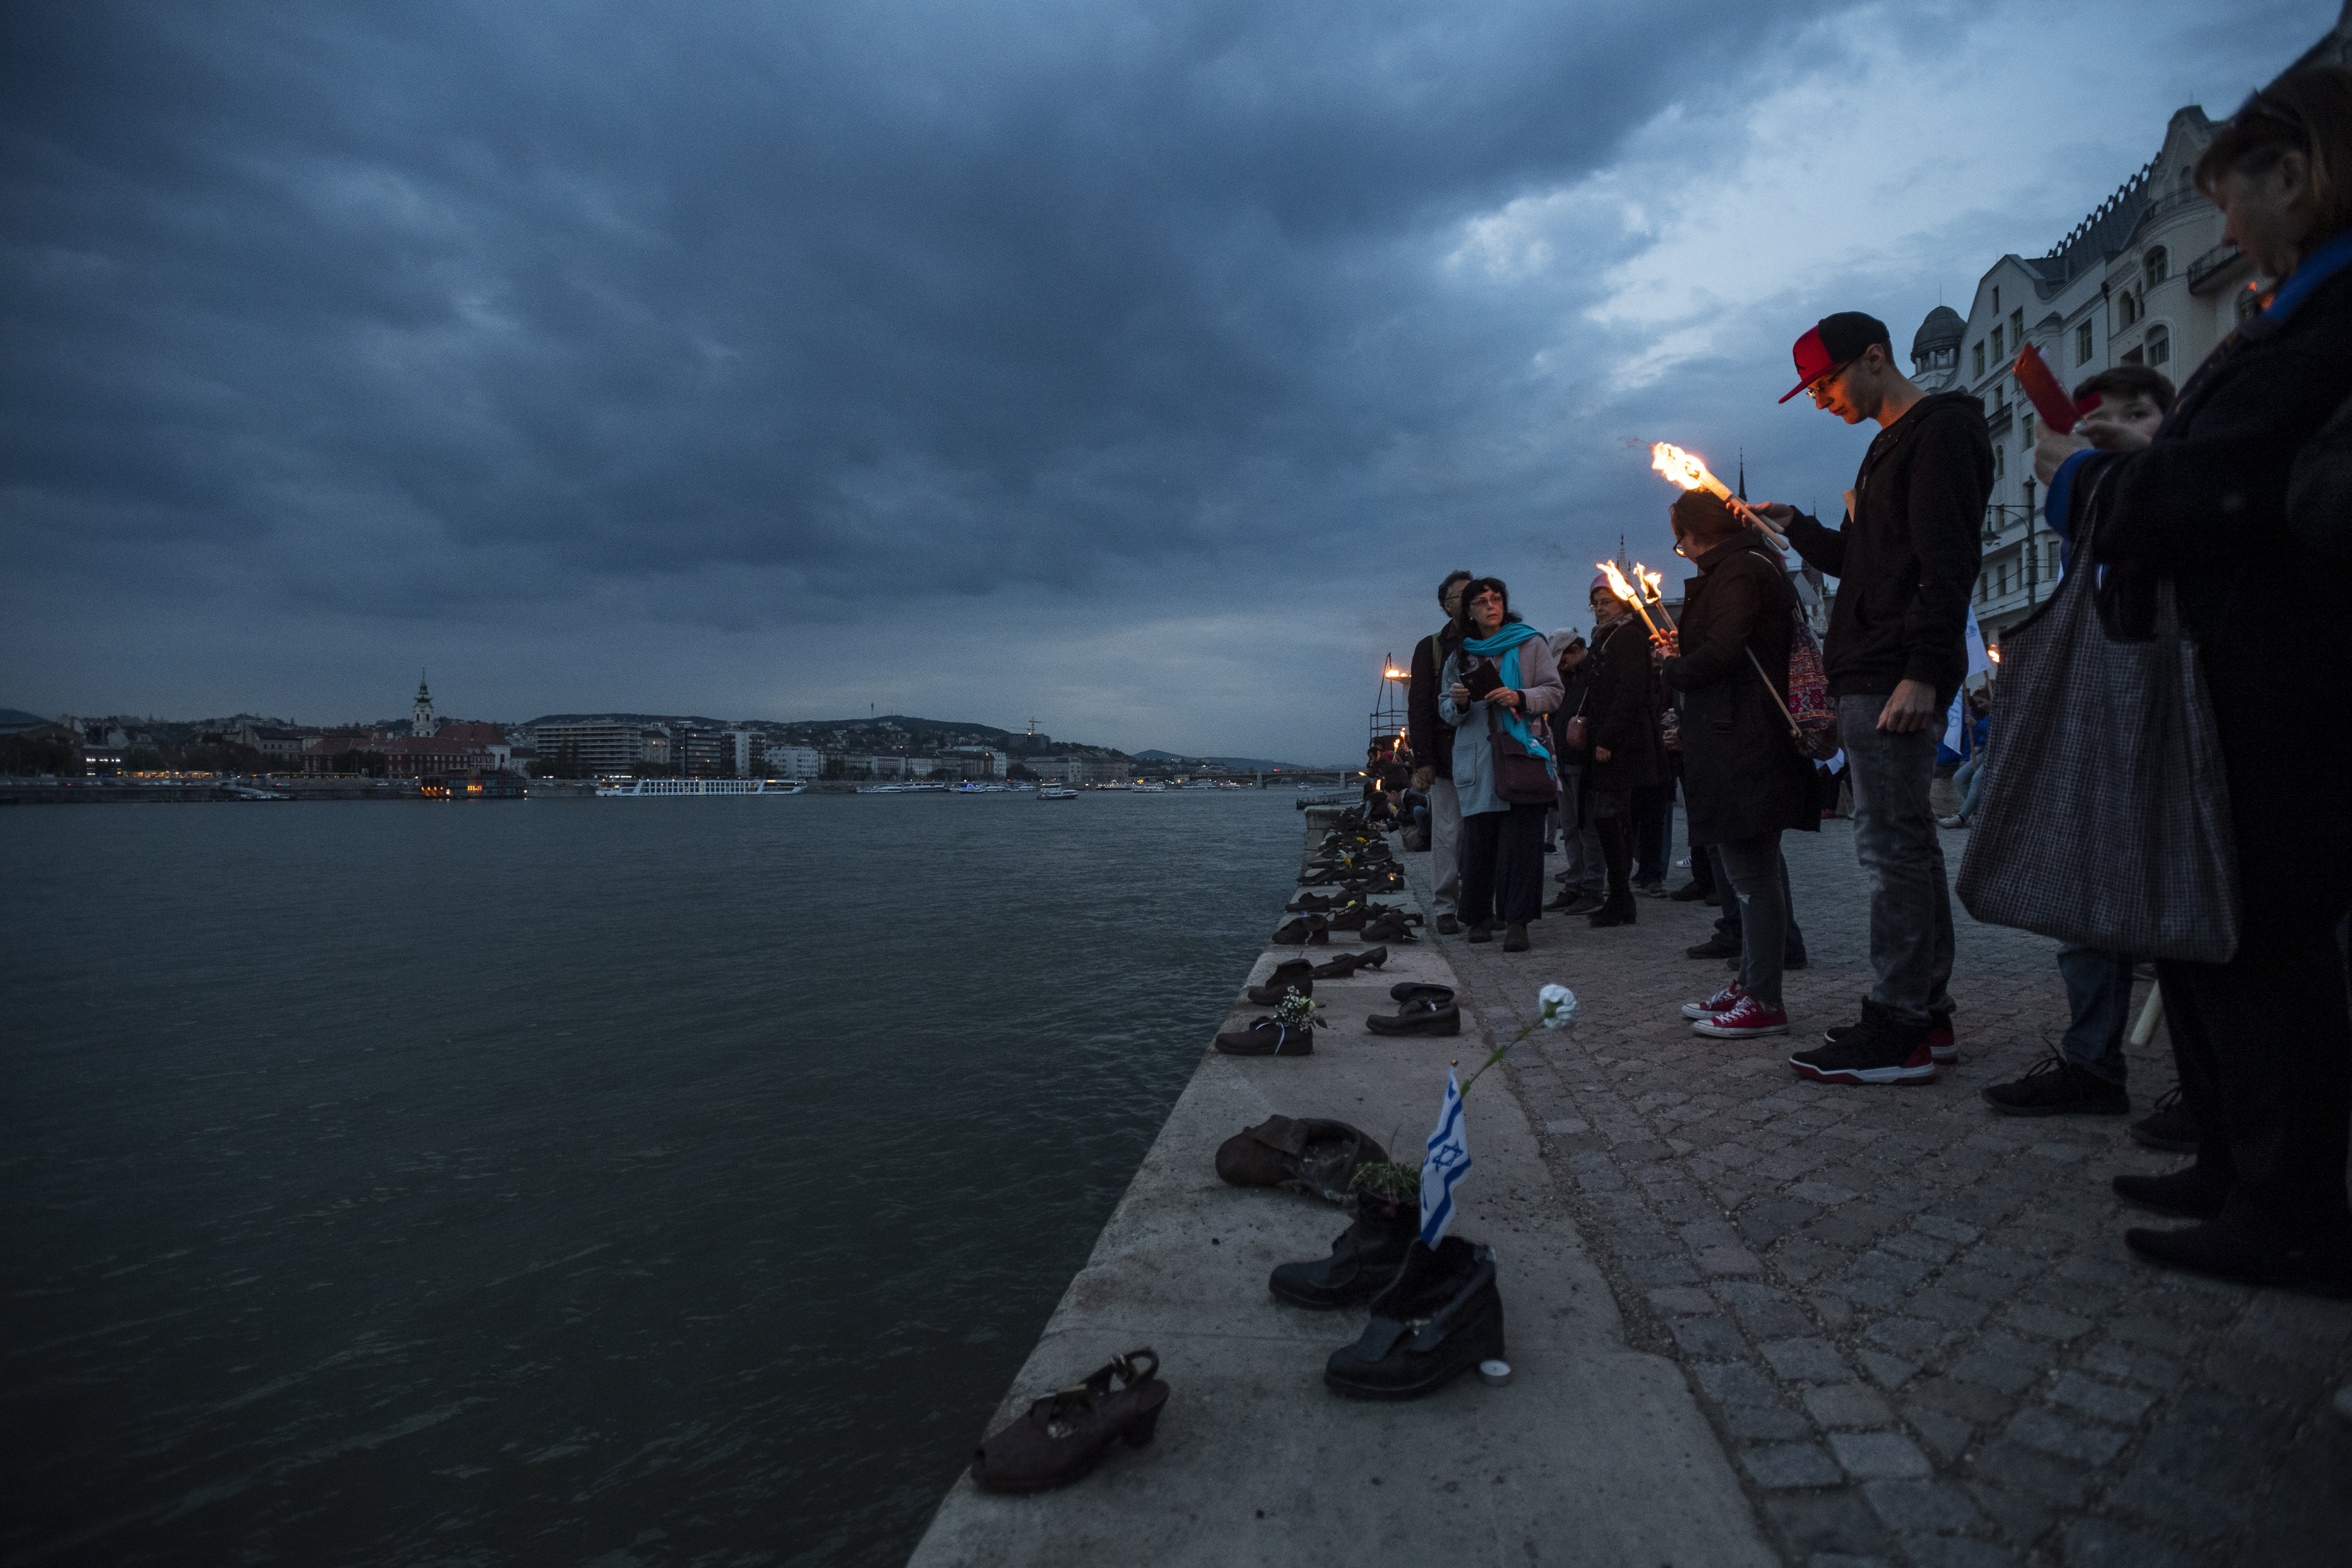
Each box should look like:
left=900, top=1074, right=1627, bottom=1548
left=1463, top=662, right=1506, bottom=701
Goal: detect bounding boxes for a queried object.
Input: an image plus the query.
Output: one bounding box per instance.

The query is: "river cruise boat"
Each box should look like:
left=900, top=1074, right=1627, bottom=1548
left=595, top=778, right=807, bottom=797
left=1036, top=785, right=1079, bottom=800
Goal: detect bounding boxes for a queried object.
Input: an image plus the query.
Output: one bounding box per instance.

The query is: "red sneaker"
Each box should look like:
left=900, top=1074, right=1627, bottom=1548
left=1692, top=995, right=1789, bottom=1038
left=1681, top=981, right=1745, bottom=1021
left=1928, top=1022, right=1957, bottom=1064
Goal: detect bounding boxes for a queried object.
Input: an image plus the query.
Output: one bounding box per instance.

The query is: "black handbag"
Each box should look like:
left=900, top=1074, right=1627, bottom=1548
left=1488, top=709, right=1558, bottom=805
left=1954, top=472, right=2239, bottom=961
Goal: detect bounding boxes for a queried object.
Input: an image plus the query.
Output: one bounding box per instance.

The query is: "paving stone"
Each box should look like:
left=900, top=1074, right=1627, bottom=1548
left=1903, top=1402, right=1974, bottom=1462
left=2058, top=1517, right=2197, bottom=1568
left=1863, top=1315, right=1947, bottom=1361
left=1646, top=1285, right=1716, bottom=1316
left=1694, top=1359, right=1780, bottom=1408
left=1999, top=1302, right=2094, bottom=1343
left=2073, top=1342, right=2182, bottom=1391
left=1670, top=1315, right=1748, bottom=1358
left=1696, top=1243, right=1763, bottom=1275
left=1828, top=1430, right=1932, bottom=1480
left=1743, top=1441, right=1844, bottom=1489
left=1762, top=1337, right=1851, bottom=1383
left=2044, top=1371, right=2153, bottom=1426
left=1860, top=1477, right=1982, bottom=1534
left=2005, top=1407, right=2128, bottom=1466
left=1906, top=1539, right=2023, bottom=1568
left=1761, top=1489, right=1894, bottom=1558
left=1858, top=1350, right=1917, bottom=1389
left=1965, top=1438, right=2090, bottom=1505
left=1788, top=1180, right=1858, bottom=1205
left=1805, top=1383, right=1895, bottom=1428
left=1725, top=1400, right=1816, bottom=1440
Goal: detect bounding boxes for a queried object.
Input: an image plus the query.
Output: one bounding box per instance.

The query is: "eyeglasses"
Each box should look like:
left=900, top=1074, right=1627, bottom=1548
left=1806, top=357, right=1859, bottom=406
left=1468, top=592, right=1504, bottom=606
left=2236, top=90, right=2307, bottom=138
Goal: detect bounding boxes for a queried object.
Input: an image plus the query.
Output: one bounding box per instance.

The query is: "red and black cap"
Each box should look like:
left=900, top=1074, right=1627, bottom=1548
left=1778, top=311, right=1893, bottom=403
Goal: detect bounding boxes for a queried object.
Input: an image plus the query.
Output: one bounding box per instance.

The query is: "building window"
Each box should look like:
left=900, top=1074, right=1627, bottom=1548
left=2147, top=325, right=2170, bottom=367
left=2048, top=539, right=2061, bottom=574
left=2122, top=345, right=2144, bottom=366
left=1991, top=324, right=2005, bottom=360
left=2023, top=478, right=2036, bottom=516
left=2022, top=411, right=2035, bottom=448
left=1998, top=563, right=2009, bottom=596
left=2010, top=308, right=2024, bottom=343
left=1973, top=341, right=1986, bottom=378
left=1992, top=285, right=2001, bottom=313
left=1994, top=443, right=2006, bottom=478
left=2077, top=320, right=2095, bottom=363
left=2145, top=247, right=2168, bottom=287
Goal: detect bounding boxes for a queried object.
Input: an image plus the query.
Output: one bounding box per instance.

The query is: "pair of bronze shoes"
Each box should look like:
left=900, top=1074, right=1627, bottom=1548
left=969, top=1348, right=1170, bottom=1494
left=1271, top=915, right=1329, bottom=945
left=1215, top=1017, right=1314, bottom=1056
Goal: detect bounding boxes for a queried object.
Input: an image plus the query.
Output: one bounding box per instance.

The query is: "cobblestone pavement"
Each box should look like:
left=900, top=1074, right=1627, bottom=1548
left=1415, top=812, right=2352, bottom=1568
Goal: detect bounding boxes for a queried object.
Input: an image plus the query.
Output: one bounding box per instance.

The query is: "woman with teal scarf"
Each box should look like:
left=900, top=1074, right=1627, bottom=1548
left=1438, top=577, right=1565, bottom=951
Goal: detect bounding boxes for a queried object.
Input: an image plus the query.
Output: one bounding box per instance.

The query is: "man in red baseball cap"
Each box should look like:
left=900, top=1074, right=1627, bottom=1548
left=1745, top=311, right=1991, bottom=1089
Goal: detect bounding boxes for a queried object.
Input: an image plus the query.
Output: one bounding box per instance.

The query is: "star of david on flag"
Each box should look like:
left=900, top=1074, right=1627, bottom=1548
left=1419, top=1066, right=1471, bottom=1247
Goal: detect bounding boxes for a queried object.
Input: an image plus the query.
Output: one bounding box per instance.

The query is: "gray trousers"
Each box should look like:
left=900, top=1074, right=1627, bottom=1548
left=1558, top=765, right=1603, bottom=893
left=2056, top=944, right=2135, bottom=1085
left=1837, top=693, right=1955, bottom=1027
left=1715, top=833, right=1789, bottom=1009
left=1429, top=777, right=1463, bottom=917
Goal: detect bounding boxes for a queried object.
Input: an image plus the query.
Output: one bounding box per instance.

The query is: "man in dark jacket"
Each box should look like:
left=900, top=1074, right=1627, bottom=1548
left=1408, top=571, right=1473, bottom=933
left=1656, top=491, right=1820, bottom=1040
left=1749, top=311, right=1990, bottom=1085
left=1582, top=572, right=1666, bottom=928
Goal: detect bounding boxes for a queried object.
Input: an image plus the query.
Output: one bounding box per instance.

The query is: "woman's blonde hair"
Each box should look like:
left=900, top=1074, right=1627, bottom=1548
left=2193, top=66, right=2352, bottom=245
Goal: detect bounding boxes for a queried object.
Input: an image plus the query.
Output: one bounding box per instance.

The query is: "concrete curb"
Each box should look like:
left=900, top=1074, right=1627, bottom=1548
left=908, top=818, right=1772, bottom=1567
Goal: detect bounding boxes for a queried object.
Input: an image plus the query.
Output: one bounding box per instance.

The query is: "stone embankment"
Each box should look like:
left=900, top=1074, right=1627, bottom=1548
left=908, top=807, right=1772, bottom=1568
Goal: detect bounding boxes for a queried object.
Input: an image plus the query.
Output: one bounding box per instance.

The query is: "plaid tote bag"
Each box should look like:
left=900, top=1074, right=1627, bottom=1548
left=1954, top=477, right=2240, bottom=962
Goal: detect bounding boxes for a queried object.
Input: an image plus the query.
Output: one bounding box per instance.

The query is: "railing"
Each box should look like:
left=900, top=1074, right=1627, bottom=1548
left=2187, top=241, right=2246, bottom=294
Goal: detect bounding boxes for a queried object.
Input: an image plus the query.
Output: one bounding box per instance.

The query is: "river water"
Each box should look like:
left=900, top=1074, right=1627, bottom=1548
left=1, top=789, right=1307, bottom=1566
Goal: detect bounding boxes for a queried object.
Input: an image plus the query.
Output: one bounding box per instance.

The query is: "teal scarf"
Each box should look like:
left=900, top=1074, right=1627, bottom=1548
left=1460, top=621, right=1553, bottom=767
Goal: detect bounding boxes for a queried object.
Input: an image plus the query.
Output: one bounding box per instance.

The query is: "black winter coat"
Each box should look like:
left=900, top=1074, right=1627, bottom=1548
left=1581, top=616, right=1663, bottom=791
left=1407, top=624, right=1464, bottom=779
left=1784, top=390, right=1990, bottom=705
left=1662, top=534, right=1819, bottom=844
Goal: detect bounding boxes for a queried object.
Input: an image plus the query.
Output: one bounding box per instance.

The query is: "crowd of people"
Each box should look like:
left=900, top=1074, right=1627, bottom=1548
left=1381, top=68, right=2352, bottom=1296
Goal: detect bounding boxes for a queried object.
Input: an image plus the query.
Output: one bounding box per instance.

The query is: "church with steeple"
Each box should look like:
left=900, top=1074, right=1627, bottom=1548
left=411, top=672, right=438, bottom=738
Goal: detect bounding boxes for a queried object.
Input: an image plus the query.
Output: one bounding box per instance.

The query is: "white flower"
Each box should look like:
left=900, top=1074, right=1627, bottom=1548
left=1537, top=984, right=1578, bottom=1028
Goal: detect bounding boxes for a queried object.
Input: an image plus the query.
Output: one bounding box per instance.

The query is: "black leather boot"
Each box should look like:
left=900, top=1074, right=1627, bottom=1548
left=1589, top=819, right=1637, bottom=926
left=1323, top=1236, right=1505, bottom=1400
left=1268, top=1195, right=1418, bottom=1309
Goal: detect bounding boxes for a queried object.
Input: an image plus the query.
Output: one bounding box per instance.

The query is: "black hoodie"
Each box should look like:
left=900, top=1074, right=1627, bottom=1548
left=1783, top=389, right=1991, bottom=705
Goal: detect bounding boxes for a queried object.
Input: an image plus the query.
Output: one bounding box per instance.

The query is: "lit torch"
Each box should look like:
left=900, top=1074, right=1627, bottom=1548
left=1651, top=441, right=1769, bottom=532
left=1596, top=560, right=1663, bottom=638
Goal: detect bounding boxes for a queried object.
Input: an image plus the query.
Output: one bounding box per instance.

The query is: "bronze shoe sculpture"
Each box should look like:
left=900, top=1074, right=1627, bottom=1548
left=1271, top=915, right=1329, bottom=946
left=1358, top=912, right=1418, bottom=944
left=1214, top=1116, right=1389, bottom=1199
left=1214, top=1016, right=1314, bottom=1056
left=1310, top=945, right=1387, bottom=977
left=1365, top=997, right=1461, bottom=1036
left=969, top=1348, right=1170, bottom=1493
left=1247, top=959, right=1315, bottom=1006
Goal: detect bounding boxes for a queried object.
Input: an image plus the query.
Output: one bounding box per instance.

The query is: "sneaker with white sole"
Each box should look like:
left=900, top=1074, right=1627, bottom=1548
left=1822, top=1013, right=1958, bottom=1064
left=1693, top=995, right=1789, bottom=1038
left=1792, top=1000, right=1937, bottom=1085
left=1682, top=981, right=1745, bottom=1021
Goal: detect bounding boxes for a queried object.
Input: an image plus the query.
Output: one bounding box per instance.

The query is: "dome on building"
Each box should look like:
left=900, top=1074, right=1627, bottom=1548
left=1911, top=305, right=1965, bottom=361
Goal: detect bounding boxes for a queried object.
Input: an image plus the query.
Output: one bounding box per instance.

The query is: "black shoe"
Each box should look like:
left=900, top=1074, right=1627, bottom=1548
left=1789, top=1000, right=1935, bottom=1085
left=1214, top=1017, right=1313, bottom=1056
left=1782, top=949, right=1808, bottom=971
left=1543, top=888, right=1577, bottom=911
left=2131, top=1086, right=2197, bottom=1153
left=1687, top=936, right=1740, bottom=960
left=1502, top=922, right=1529, bottom=952
left=1588, top=897, right=1636, bottom=928
left=1981, top=1056, right=2129, bottom=1117
left=1666, top=882, right=1708, bottom=902
left=1465, top=921, right=1493, bottom=944
left=1271, top=915, right=1329, bottom=946
left=1388, top=982, right=1455, bottom=1006
left=1270, top=1197, right=1418, bottom=1309
left=2112, top=1167, right=2228, bottom=1219
left=1247, top=959, right=1315, bottom=1007
left=1563, top=893, right=1606, bottom=916
left=1434, top=914, right=1461, bottom=935
left=1324, top=1237, right=1505, bottom=1401
left=1359, top=912, right=1419, bottom=944
left=1365, top=998, right=1461, bottom=1036
left=2124, top=1220, right=2352, bottom=1297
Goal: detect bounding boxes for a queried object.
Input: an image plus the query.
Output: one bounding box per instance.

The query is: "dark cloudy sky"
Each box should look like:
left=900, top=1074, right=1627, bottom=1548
left=2, top=0, right=2321, bottom=759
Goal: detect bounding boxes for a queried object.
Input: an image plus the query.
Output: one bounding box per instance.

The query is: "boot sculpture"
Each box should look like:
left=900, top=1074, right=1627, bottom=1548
left=1324, top=1236, right=1505, bottom=1401
left=1247, top=959, right=1314, bottom=1006
left=1268, top=1194, right=1418, bottom=1308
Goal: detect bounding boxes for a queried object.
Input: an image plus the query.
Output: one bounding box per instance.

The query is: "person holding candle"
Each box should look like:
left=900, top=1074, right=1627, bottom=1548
left=2028, top=67, right=2352, bottom=1292
left=1579, top=571, right=1666, bottom=927
left=1747, top=311, right=1992, bottom=1085
left=1438, top=577, right=1565, bottom=951
left=1650, top=488, right=1820, bottom=1038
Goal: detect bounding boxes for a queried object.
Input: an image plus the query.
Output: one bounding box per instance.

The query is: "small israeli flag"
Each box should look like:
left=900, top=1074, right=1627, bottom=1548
left=1419, top=1067, right=1472, bottom=1247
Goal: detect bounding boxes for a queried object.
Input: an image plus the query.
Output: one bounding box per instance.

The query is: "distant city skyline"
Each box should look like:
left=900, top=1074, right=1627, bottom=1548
left=3, top=1, right=2331, bottom=759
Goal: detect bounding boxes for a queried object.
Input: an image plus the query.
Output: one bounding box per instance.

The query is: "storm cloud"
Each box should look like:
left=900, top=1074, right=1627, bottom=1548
left=1, top=1, right=2319, bottom=756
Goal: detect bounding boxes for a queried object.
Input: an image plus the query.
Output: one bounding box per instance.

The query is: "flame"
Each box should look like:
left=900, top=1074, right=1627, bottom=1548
left=1636, top=565, right=1664, bottom=604
left=1987, top=646, right=2002, bottom=665
left=1651, top=442, right=1710, bottom=491
left=1383, top=667, right=1408, bottom=680
left=1595, top=560, right=1639, bottom=601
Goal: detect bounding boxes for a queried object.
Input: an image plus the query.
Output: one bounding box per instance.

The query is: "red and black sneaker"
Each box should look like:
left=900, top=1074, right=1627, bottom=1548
left=1694, top=995, right=1789, bottom=1039
left=1681, top=981, right=1744, bottom=1021
left=1792, top=1001, right=1936, bottom=1085
left=1821, top=1009, right=1957, bottom=1064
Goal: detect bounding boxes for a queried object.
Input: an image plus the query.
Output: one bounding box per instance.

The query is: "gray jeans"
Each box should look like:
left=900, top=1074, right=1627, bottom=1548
left=1838, top=693, right=1955, bottom=1027
left=1559, top=765, right=1603, bottom=893
left=2056, top=944, right=2135, bottom=1086
left=1716, top=832, right=1788, bottom=1009
left=1429, top=777, right=1463, bottom=917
